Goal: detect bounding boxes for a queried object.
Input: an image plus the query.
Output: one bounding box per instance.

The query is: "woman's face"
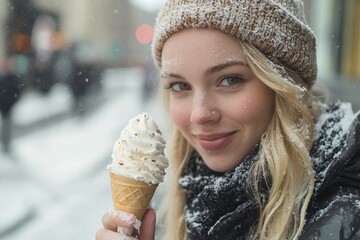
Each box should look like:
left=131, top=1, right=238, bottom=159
left=161, top=29, right=275, bottom=172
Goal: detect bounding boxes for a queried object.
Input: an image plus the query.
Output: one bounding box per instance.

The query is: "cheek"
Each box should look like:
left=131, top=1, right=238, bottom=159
left=231, top=92, right=275, bottom=128
left=231, top=101, right=260, bottom=124
left=169, top=100, right=189, bottom=131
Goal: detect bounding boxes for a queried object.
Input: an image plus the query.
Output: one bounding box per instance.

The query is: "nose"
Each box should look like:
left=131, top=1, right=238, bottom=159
left=190, top=94, right=220, bottom=124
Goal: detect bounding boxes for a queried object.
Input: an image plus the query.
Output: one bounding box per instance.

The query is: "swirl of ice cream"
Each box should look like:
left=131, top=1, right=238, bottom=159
left=108, top=113, right=169, bottom=184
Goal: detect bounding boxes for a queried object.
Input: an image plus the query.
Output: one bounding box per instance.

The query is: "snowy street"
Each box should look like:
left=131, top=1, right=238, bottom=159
left=0, top=68, right=167, bottom=240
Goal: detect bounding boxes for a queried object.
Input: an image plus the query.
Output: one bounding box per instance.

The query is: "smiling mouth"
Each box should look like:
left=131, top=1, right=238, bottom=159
left=196, top=131, right=236, bottom=151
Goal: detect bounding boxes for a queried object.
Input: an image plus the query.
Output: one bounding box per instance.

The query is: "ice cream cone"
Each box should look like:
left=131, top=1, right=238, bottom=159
left=109, top=172, right=158, bottom=220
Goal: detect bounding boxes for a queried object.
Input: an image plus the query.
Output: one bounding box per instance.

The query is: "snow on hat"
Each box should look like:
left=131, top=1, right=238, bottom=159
left=151, top=0, right=317, bottom=87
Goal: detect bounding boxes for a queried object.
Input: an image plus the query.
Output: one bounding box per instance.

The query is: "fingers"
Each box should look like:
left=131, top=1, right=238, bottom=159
left=139, top=208, right=156, bottom=240
left=96, top=210, right=138, bottom=240
left=97, top=209, right=156, bottom=240
left=102, top=210, right=137, bottom=231
left=95, top=228, right=137, bottom=240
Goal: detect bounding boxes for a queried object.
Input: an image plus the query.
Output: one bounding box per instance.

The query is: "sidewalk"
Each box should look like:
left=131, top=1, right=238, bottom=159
left=0, top=82, right=74, bottom=238
left=0, top=67, right=167, bottom=240
left=0, top=157, right=37, bottom=237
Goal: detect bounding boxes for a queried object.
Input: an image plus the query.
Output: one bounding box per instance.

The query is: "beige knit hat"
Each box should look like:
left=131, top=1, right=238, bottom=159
left=151, top=0, right=317, bottom=87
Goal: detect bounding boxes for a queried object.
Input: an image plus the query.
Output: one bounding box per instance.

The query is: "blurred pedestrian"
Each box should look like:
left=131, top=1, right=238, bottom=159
left=141, top=60, right=158, bottom=103
left=0, top=56, right=24, bottom=153
left=30, top=15, right=57, bottom=94
left=96, top=0, right=360, bottom=239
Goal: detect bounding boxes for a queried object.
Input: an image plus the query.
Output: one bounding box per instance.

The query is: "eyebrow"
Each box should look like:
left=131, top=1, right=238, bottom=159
left=160, top=60, right=248, bottom=79
left=206, top=60, right=248, bottom=75
left=160, top=72, right=182, bottom=79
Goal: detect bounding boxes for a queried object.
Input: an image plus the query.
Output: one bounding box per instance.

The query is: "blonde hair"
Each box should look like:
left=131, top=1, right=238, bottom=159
left=158, top=41, right=315, bottom=240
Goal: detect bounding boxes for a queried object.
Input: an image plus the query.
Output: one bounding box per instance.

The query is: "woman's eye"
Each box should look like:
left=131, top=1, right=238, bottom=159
left=219, top=76, right=244, bottom=87
left=168, top=82, right=190, bottom=92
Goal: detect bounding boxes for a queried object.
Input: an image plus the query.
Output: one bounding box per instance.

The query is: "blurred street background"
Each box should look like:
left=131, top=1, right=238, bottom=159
left=0, top=0, right=359, bottom=239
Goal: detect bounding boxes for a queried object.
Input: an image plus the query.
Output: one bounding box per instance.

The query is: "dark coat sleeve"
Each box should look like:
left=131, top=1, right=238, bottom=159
left=333, top=111, right=360, bottom=189
left=300, top=191, right=360, bottom=240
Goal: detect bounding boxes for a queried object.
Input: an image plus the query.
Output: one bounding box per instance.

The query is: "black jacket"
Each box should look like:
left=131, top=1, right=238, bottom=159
left=0, top=73, right=23, bottom=114
left=300, top=102, right=360, bottom=240
left=180, top=102, right=360, bottom=240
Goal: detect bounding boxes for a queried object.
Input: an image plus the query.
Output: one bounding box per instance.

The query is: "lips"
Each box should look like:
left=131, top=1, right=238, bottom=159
left=195, top=131, right=236, bottom=151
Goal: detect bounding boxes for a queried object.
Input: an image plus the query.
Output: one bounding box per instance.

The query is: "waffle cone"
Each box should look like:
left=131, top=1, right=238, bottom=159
left=109, top=172, right=158, bottom=220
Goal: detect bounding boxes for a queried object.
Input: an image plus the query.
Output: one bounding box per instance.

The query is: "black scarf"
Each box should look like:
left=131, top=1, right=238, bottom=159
left=179, top=101, right=357, bottom=240
left=179, top=147, right=260, bottom=239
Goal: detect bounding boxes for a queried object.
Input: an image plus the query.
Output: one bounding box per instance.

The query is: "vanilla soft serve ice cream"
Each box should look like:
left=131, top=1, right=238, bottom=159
left=108, top=113, right=168, bottom=185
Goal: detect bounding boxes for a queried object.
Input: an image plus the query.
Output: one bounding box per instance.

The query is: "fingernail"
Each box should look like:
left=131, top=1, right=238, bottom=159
left=111, top=210, right=136, bottom=225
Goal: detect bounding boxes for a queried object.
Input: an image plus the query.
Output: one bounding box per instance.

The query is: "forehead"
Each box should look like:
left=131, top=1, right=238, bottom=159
left=161, top=28, right=246, bottom=70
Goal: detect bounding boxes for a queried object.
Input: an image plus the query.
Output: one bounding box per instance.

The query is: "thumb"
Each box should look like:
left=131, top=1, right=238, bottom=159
left=139, top=208, right=156, bottom=240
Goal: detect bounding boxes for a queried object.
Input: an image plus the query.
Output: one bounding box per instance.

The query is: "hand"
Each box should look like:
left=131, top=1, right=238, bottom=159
left=96, top=208, right=156, bottom=240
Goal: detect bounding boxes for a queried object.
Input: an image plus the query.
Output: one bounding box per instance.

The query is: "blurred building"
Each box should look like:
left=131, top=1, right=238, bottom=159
left=306, top=0, right=360, bottom=81
left=31, top=0, right=157, bottom=66
left=0, top=0, right=157, bottom=68
left=0, top=2, right=5, bottom=61
left=305, top=0, right=360, bottom=110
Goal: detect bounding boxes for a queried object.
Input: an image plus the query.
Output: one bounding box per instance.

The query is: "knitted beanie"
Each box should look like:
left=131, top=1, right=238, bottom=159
left=151, top=0, right=317, bottom=87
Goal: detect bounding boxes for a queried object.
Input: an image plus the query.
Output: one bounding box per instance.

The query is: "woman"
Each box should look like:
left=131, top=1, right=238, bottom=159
left=96, top=0, right=360, bottom=239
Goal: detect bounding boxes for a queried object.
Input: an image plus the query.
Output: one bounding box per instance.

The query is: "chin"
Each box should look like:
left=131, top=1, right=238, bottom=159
left=202, top=157, right=239, bottom=173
